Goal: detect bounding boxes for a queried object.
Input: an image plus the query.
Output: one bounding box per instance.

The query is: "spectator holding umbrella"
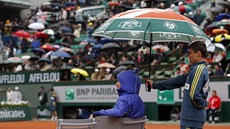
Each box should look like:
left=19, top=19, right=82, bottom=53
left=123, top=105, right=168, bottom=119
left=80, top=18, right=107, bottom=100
left=193, top=9, right=206, bottom=26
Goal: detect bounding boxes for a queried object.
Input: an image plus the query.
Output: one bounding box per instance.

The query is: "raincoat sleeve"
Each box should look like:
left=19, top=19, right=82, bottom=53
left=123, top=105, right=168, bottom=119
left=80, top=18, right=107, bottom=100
left=189, top=65, right=209, bottom=108
left=152, top=74, right=188, bottom=90
left=92, top=97, right=129, bottom=117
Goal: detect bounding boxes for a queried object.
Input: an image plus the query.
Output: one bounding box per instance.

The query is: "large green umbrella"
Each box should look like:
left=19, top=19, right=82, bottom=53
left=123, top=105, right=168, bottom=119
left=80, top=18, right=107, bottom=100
left=93, top=8, right=208, bottom=85
left=93, top=8, right=208, bottom=43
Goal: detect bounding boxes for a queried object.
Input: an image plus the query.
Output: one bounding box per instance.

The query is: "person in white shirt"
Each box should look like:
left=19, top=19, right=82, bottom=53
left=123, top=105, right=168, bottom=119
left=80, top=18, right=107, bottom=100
left=6, top=87, right=13, bottom=102
left=12, top=87, right=22, bottom=103
left=102, top=68, right=113, bottom=80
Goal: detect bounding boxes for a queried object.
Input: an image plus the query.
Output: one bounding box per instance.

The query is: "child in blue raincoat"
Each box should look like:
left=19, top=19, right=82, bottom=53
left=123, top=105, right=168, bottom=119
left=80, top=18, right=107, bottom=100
left=91, top=70, right=145, bottom=118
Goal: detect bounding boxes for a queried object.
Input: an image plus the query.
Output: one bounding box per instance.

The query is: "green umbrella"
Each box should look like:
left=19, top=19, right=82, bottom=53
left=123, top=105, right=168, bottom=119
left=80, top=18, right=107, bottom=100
left=217, top=19, right=230, bottom=27
left=93, top=8, right=208, bottom=80
left=6, top=57, right=23, bottom=63
left=93, top=8, right=208, bottom=43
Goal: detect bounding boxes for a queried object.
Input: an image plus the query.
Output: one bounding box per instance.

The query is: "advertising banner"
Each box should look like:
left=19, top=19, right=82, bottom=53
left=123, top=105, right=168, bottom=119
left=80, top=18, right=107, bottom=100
left=0, top=70, right=60, bottom=85
left=0, top=106, right=31, bottom=121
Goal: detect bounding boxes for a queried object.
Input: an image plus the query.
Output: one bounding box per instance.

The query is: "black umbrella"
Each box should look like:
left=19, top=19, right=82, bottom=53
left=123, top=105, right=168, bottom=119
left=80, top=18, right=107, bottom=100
left=100, top=43, right=121, bottom=51
left=112, top=66, right=127, bottom=76
left=63, top=32, right=75, bottom=37
left=38, top=58, right=52, bottom=64
left=32, top=48, right=46, bottom=53
left=29, top=56, right=40, bottom=61
left=119, top=60, right=135, bottom=66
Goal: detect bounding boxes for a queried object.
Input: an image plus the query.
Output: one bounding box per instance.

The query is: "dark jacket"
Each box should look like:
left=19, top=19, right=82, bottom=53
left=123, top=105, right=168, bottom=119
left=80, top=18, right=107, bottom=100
left=153, top=61, right=209, bottom=128
left=93, top=70, right=145, bottom=118
left=38, top=90, right=48, bottom=106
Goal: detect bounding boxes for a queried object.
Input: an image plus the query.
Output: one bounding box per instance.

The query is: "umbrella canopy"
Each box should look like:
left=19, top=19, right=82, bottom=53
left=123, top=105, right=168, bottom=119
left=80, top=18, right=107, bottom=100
left=37, top=18, right=47, bottom=25
left=71, top=68, right=89, bottom=77
left=32, top=48, right=46, bottom=53
left=14, top=30, right=30, bottom=39
left=215, top=13, right=230, bottom=22
left=98, top=38, right=119, bottom=44
left=93, top=8, right=208, bottom=43
left=60, top=47, right=74, bottom=53
left=205, top=22, right=218, bottom=30
left=6, top=57, right=23, bottom=63
left=35, top=32, right=48, bottom=39
left=51, top=50, right=72, bottom=58
left=152, top=44, right=170, bottom=53
left=16, top=52, right=36, bottom=60
left=2, top=35, right=18, bottom=45
left=42, top=29, right=55, bottom=35
left=63, top=32, right=75, bottom=37
left=118, top=60, right=135, bottom=66
left=112, top=66, right=127, bottom=75
left=101, top=43, right=121, bottom=51
left=212, top=28, right=229, bottom=35
left=38, top=58, right=52, bottom=64
left=93, top=8, right=208, bottom=79
left=92, top=44, right=103, bottom=49
left=98, top=62, right=115, bottom=68
left=41, top=44, right=54, bottom=51
left=217, top=19, right=230, bottom=26
left=28, top=22, right=45, bottom=30
left=64, top=2, right=75, bottom=7
left=214, top=34, right=230, bottom=43
left=59, top=26, right=72, bottom=33
left=207, top=43, right=226, bottom=52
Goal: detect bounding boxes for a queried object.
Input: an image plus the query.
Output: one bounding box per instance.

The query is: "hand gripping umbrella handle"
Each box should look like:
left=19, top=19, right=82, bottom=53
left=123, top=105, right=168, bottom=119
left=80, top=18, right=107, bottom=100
left=145, top=80, right=151, bottom=92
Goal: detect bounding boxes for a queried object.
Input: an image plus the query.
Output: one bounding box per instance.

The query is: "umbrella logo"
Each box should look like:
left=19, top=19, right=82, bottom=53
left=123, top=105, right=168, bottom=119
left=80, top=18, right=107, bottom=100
left=118, top=20, right=141, bottom=29
left=160, top=32, right=179, bottom=39
left=129, top=31, right=142, bottom=38
left=163, top=21, right=178, bottom=31
left=191, top=25, right=202, bottom=35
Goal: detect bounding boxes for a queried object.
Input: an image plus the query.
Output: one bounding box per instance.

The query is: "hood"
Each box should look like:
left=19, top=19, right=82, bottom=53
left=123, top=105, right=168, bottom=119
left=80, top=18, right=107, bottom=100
left=117, top=70, right=141, bottom=96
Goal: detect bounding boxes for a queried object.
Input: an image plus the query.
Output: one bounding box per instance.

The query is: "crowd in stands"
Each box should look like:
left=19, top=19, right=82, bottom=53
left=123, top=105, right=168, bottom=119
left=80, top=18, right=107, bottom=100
left=0, top=0, right=230, bottom=81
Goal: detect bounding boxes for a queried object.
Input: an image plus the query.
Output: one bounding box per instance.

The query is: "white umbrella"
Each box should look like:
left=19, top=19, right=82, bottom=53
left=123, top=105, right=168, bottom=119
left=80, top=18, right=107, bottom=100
left=207, top=43, right=226, bottom=52
left=42, top=29, right=55, bottom=35
left=37, top=18, right=47, bottom=25
left=28, top=22, right=45, bottom=30
left=152, top=45, right=170, bottom=52
left=42, top=2, right=51, bottom=6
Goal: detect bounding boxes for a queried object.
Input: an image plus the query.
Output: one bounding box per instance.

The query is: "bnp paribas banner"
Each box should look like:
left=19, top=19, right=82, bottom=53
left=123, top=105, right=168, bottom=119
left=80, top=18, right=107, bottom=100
left=0, top=107, right=31, bottom=121
left=0, top=70, right=60, bottom=85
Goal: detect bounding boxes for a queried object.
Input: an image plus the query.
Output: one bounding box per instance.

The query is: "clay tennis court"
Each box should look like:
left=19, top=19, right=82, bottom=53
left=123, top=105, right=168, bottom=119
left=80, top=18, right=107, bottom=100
left=1, top=120, right=230, bottom=129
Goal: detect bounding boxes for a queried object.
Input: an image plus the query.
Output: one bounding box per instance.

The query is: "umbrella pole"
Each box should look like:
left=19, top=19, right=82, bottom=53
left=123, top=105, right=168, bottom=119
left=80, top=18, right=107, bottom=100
left=149, top=33, right=152, bottom=79
left=146, top=33, right=152, bottom=92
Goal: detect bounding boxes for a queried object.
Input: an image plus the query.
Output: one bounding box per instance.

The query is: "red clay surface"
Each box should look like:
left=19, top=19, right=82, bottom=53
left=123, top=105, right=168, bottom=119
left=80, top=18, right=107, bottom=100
left=0, top=121, right=229, bottom=129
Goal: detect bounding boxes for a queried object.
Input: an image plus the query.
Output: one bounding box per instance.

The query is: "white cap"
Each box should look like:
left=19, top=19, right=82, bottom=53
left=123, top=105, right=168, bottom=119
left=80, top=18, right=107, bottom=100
left=106, top=68, right=111, bottom=72
left=170, top=4, right=176, bottom=9
left=15, top=87, right=19, bottom=90
left=95, top=69, right=99, bottom=72
left=178, top=1, right=183, bottom=6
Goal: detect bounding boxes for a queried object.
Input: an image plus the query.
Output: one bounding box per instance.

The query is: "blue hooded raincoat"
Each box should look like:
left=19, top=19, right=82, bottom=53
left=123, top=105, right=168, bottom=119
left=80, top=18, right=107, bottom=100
left=93, top=70, right=145, bottom=118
